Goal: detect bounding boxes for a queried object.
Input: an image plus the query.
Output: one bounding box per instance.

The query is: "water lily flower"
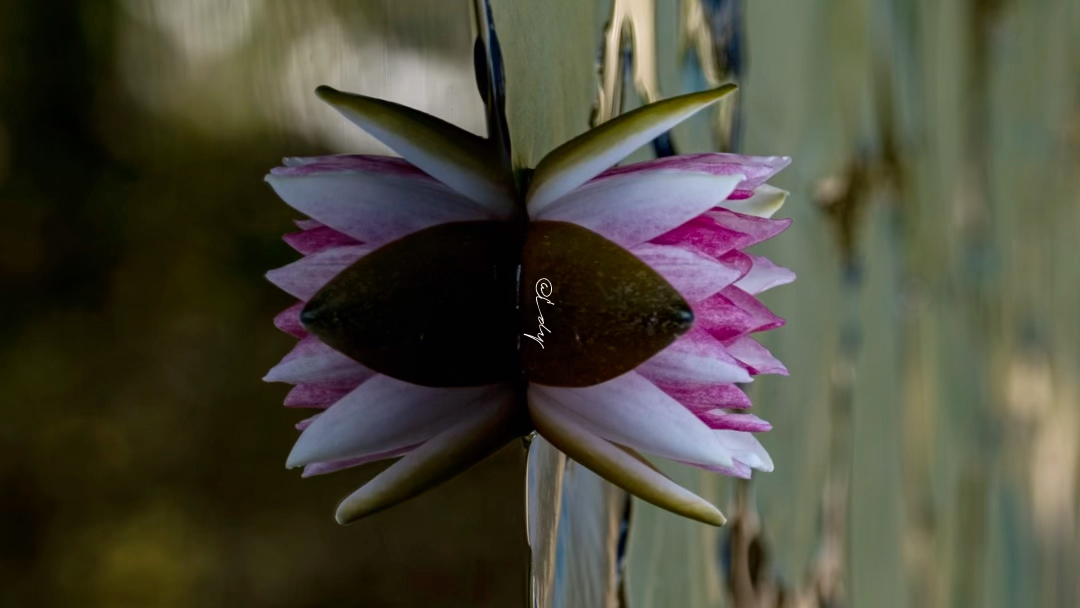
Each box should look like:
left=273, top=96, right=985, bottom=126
left=264, top=83, right=793, bottom=526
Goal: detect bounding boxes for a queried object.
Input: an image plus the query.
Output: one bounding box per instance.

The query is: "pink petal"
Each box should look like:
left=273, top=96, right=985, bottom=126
left=734, top=255, right=796, bottom=295
left=283, top=383, right=357, bottom=408
left=266, top=156, right=497, bottom=247
left=332, top=396, right=515, bottom=523
left=679, top=458, right=754, bottom=479
left=534, top=171, right=741, bottom=248
left=294, top=219, right=323, bottom=230
left=265, top=244, right=371, bottom=301
left=636, top=328, right=752, bottom=385
left=724, top=336, right=789, bottom=376
left=714, top=430, right=773, bottom=471
left=694, top=288, right=785, bottom=342
left=530, top=372, right=736, bottom=469
left=692, top=293, right=757, bottom=342
left=263, top=335, right=376, bottom=385
left=295, top=413, right=320, bottom=431
left=286, top=378, right=507, bottom=468
left=630, top=243, right=746, bottom=303
left=273, top=302, right=307, bottom=338
left=720, top=286, right=787, bottom=333
left=696, top=411, right=772, bottom=432
left=283, top=225, right=361, bottom=255
left=528, top=399, right=727, bottom=524
left=650, top=382, right=753, bottom=411
left=595, top=153, right=791, bottom=193
left=649, top=215, right=756, bottom=259
left=706, top=208, right=791, bottom=246
left=716, top=250, right=753, bottom=283
left=301, top=444, right=420, bottom=477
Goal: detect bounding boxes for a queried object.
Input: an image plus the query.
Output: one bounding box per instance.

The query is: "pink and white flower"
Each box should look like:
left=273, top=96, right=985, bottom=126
left=265, top=84, right=793, bottom=525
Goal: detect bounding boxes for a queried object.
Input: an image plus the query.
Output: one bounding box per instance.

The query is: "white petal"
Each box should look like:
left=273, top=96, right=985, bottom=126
left=725, top=336, right=789, bottom=376
left=630, top=242, right=745, bottom=302
left=335, top=395, right=516, bottom=523
left=735, top=254, right=796, bottom=295
left=265, top=245, right=371, bottom=301
left=286, top=376, right=503, bottom=468
left=529, top=372, right=735, bottom=469
left=263, top=336, right=375, bottom=386
left=636, top=329, right=752, bottom=385
left=529, top=395, right=726, bottom=526
left=714, top=430, right=773, bottom=471
left=301, top=446, right=418, bottom=477
left=315, top=86, right=515, bottom=214
left=293, top=218, right=322, bottom=230
left=527, top=85, right=737, bottom=212
left=717, top=184, right=788, bottom=218
left=266, top=169, right=494, bottom=248
left=593, top=153, right=790, bottom=191
left=535, top=172, right=741, bottom=248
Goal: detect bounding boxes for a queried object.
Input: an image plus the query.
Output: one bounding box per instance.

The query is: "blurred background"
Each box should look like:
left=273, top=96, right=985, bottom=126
left=1, top=1, right=1077, bottom=607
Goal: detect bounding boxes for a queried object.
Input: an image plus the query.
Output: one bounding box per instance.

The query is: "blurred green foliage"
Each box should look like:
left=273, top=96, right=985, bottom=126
left=0, top=1, right=526, bottom=607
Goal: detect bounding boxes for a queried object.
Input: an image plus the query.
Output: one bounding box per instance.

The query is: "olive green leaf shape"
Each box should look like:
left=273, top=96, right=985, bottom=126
left=520, top=221, right=693, bottom=387
left=526, top=84, right=738, bottom=213
left=529, top=392, right=727, bottom=527
left=316, top=86, right=515, bottom=214
left=335, top=395, right=518, bottom=524
left=301, top=221, right=520, bottom=388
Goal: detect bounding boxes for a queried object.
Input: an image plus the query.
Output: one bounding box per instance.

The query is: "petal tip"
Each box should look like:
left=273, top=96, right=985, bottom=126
left=285, top=442, right=313, bottom=470
left=701, top=506, right=728, bottom=527
left=707, top=82, right=738, bottom=99
left=314, top=84, right=340, bottom=102
left=262, top=367, right=287, bottom=383
left=335, top=497, right=370, bottom=525
left=527, top=84, right=740, bottom=213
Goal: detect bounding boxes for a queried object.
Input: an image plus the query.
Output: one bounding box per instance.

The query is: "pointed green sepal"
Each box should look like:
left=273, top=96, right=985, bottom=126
left=529, top=399, right=727, bottom=527
left=527, top=84, right=738, bottom=213
left=316, top=85, right=515, bottom=214
left=334, top=397, right=518, bottom=524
